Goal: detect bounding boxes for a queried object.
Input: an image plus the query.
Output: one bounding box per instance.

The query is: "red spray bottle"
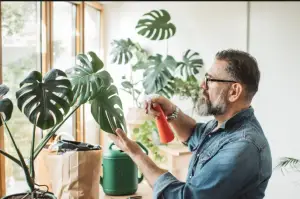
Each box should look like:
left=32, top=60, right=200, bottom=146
left=152, top=104, right=175, bottom=144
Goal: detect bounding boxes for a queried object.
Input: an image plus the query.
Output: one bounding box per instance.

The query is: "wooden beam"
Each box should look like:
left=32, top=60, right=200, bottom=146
left=84, top=1, right=103, bottom=11
left=75, top=2, right=85, bottom=142
left=0, top=2, right=6, bottom=197
left=99, top=8, right=105, bottom=148
left=42, top=1, right=52, bottom=75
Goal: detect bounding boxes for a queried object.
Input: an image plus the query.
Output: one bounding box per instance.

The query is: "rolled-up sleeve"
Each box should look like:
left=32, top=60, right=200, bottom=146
left=152, top=140, right=260, bottom=199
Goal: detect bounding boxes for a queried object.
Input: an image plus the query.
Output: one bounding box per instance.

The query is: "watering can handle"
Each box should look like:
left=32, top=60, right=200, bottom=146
left=108, top=142, right=148, bottom=155
left=108, top=142, right=148, bottom=183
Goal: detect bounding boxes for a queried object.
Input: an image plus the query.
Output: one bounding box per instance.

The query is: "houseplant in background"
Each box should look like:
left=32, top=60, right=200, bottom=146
left=0, top=51, right=127, bottom=198
left=110, top=9, right=204, bottom=161
left=276, top=157, right=300, bottom=175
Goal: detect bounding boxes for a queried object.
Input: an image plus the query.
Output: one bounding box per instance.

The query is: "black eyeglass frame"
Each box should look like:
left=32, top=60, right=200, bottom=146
left=204, top=75, right=238, bottom=88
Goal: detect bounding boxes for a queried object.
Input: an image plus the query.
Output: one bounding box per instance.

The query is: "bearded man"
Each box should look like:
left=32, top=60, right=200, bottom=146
left=108, top=49, right=272, bottom=199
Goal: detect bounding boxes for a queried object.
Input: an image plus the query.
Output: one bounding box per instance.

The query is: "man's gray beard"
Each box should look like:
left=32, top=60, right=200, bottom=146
left=195, top=92, right=227, bottom=116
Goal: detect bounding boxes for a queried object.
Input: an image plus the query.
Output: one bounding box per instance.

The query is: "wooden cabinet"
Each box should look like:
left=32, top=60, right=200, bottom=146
left=156, top=142, right=193, bottom=182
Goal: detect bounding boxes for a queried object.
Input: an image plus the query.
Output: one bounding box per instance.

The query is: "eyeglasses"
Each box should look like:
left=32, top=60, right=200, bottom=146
left=204, top=75, right=237, bottom=89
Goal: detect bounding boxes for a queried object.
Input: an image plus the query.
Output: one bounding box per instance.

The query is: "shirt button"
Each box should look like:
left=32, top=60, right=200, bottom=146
left=197, top=154, right=200, bottom=157
left=209, top=135, right=211, bottom=138
left=189, top=175, right=192, bottom=179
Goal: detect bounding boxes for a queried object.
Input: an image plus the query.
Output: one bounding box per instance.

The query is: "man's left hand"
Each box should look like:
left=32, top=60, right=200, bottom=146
left=107, top=128, right=143, bottom=158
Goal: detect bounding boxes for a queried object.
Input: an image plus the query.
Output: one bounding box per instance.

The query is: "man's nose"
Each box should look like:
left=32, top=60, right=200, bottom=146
left=200, top=80, right=206, bottom=90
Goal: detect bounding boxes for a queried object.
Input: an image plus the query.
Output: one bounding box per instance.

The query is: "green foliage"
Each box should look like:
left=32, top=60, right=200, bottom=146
left=133, top=120, right=166, bottom=162
left=1, top=51, right=126, bottom=196
left=177, top=49, right=204, bottom=80
left=275, top=157, right=300, bottom=175
left=110, top=38, right=137, bottom=65
left=67, top=52, right=112, bottom=106
left=67, top=51, right=126, bottom=134
left=1, top=2, right=36, bottom=36
left=136, top=9, right=176, bottom=40
left=142, top=54, right=177, bottom=95
left=111, top=9, right=204, bottom=107
left=91, top=84, right=127, bottom=134
left=173, top=76, right=201, bottom=110
left=16, top=69, right=73, bottom=130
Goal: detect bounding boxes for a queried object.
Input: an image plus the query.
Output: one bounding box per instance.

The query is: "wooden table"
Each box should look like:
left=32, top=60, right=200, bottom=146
left=100, top=181, right=153, bottom=199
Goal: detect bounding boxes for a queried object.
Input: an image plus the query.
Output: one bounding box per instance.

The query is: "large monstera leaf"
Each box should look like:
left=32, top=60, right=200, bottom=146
left=110, top=38, right=137, bottom=65
left=67, top=51, right=113, bottom=106
left=16, top=69, right=73, bottom=130
left=0, top=84, right=13, bottom=126
left=143, top=54, right=177, bottom=94
left=177, top=49, right=204, bottom=79
left=90, top=84, right=127, bottom=134
left=136, top=9, right=176, bottom=40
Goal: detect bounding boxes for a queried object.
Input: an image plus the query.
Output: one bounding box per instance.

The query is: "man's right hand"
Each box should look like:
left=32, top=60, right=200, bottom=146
left=144, top=94, right=175, bottom=118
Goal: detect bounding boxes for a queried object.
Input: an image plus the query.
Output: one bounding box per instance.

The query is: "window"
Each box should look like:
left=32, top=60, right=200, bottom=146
left=52, top=2, right=77, bottom=137
left=1, top=1, right=41, bottom=194
left=0, top=2, right=103, bottom=196
left=84, top=4, right=102, bottom=145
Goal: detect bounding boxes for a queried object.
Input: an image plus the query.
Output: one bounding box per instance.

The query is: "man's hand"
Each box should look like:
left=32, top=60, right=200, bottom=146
left=145, top=94, right=175, bottom=117
left=107, top=128, right=143, bottom=158
left=107, top=128, right=168, bottom=188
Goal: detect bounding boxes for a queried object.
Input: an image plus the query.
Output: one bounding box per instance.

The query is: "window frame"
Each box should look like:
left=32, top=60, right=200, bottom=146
left=0, top=1, right=103, bottom=196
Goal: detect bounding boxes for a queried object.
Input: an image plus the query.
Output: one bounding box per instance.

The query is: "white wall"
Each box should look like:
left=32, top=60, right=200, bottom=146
left=249, top=2, right=300, bottom=198
left=102, top=1, right=300, bottom=198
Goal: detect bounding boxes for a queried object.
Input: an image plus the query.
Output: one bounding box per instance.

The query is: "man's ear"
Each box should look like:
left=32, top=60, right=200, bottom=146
left=228, top=83, right=243, bottom=102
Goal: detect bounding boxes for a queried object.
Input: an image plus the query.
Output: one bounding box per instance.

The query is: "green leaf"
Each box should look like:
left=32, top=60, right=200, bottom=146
left=90, top=84, right=127, bottom=134
left=275, top=157, right=300, bottom=175
left=0, top=84, right=9, bottom=97
left=16, top=69, right=73, bottom=130
left=110, top=38, right=137, bottom=65
left=136, top=9, right=176, bottom=40
left=143, top=54, right=177, bottom=94
left=132, top=49, right=150, bottom=71
left=0, top=98, right=13, bottom=126
left=67, top=52, right=113, bottom=105
left=177, top=49, right=204, bottom=79
left=121, top=81, right=134, bottom=89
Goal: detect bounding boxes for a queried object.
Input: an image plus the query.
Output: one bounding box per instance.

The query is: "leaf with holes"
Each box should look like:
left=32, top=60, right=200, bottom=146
left=177, top=49, right=204, bottom=79
left=67, top=51, right=113, bottom=106
left=0, top=84, right=9, bottom=98
left=136, top=9, right=176, bottom=40
left=110, top=38, right=137, bottom=65
left=143, top=54, right=177, bottom=94
left=90, top=84, right=127, bottom=134
left=0, top=86, right=12, bottom=122
left=16, top=69, right=73, bottom=130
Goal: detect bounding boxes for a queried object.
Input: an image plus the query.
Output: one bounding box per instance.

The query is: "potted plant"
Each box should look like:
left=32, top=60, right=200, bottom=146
left=110, top=9, right=204, bottom=150
left=276, top=157, right=300, bottom=175
left=0, top=51, right=126, bottom=198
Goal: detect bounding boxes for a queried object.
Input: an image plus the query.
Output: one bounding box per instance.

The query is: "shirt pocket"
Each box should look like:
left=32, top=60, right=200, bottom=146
left=197, top=145, right=223, bottom=169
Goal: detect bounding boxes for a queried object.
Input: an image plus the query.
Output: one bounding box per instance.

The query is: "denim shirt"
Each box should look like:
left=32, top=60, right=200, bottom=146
left=153, top=106, right=272, bottom=199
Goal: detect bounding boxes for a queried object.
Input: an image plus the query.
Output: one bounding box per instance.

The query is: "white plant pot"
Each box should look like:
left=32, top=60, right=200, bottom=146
left=125, top=107, right=153, bottom=139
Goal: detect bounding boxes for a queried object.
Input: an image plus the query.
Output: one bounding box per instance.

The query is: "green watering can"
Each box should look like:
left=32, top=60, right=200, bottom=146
left=100, top=141, right=148, bottom=196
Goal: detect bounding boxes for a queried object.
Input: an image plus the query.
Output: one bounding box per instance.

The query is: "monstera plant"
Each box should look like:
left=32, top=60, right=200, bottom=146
left=0, top=51, right=126, bottom=199
left=110, top=9, right=204, bottom=160
left=110, top=9, right=204, bottom=105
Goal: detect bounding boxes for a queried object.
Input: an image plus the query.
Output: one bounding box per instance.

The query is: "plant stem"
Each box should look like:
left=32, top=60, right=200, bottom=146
left=1, top=116, right=35, bottom=191
left=30, top=121, right=37, bottom=180
left=0, top=149, right=22, bottom=167
left=33, top=105, right=80, bottom=159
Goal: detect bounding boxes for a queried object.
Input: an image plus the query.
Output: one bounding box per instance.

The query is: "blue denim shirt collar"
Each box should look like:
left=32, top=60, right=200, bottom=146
left=216, top=106, right=254, bottom=130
